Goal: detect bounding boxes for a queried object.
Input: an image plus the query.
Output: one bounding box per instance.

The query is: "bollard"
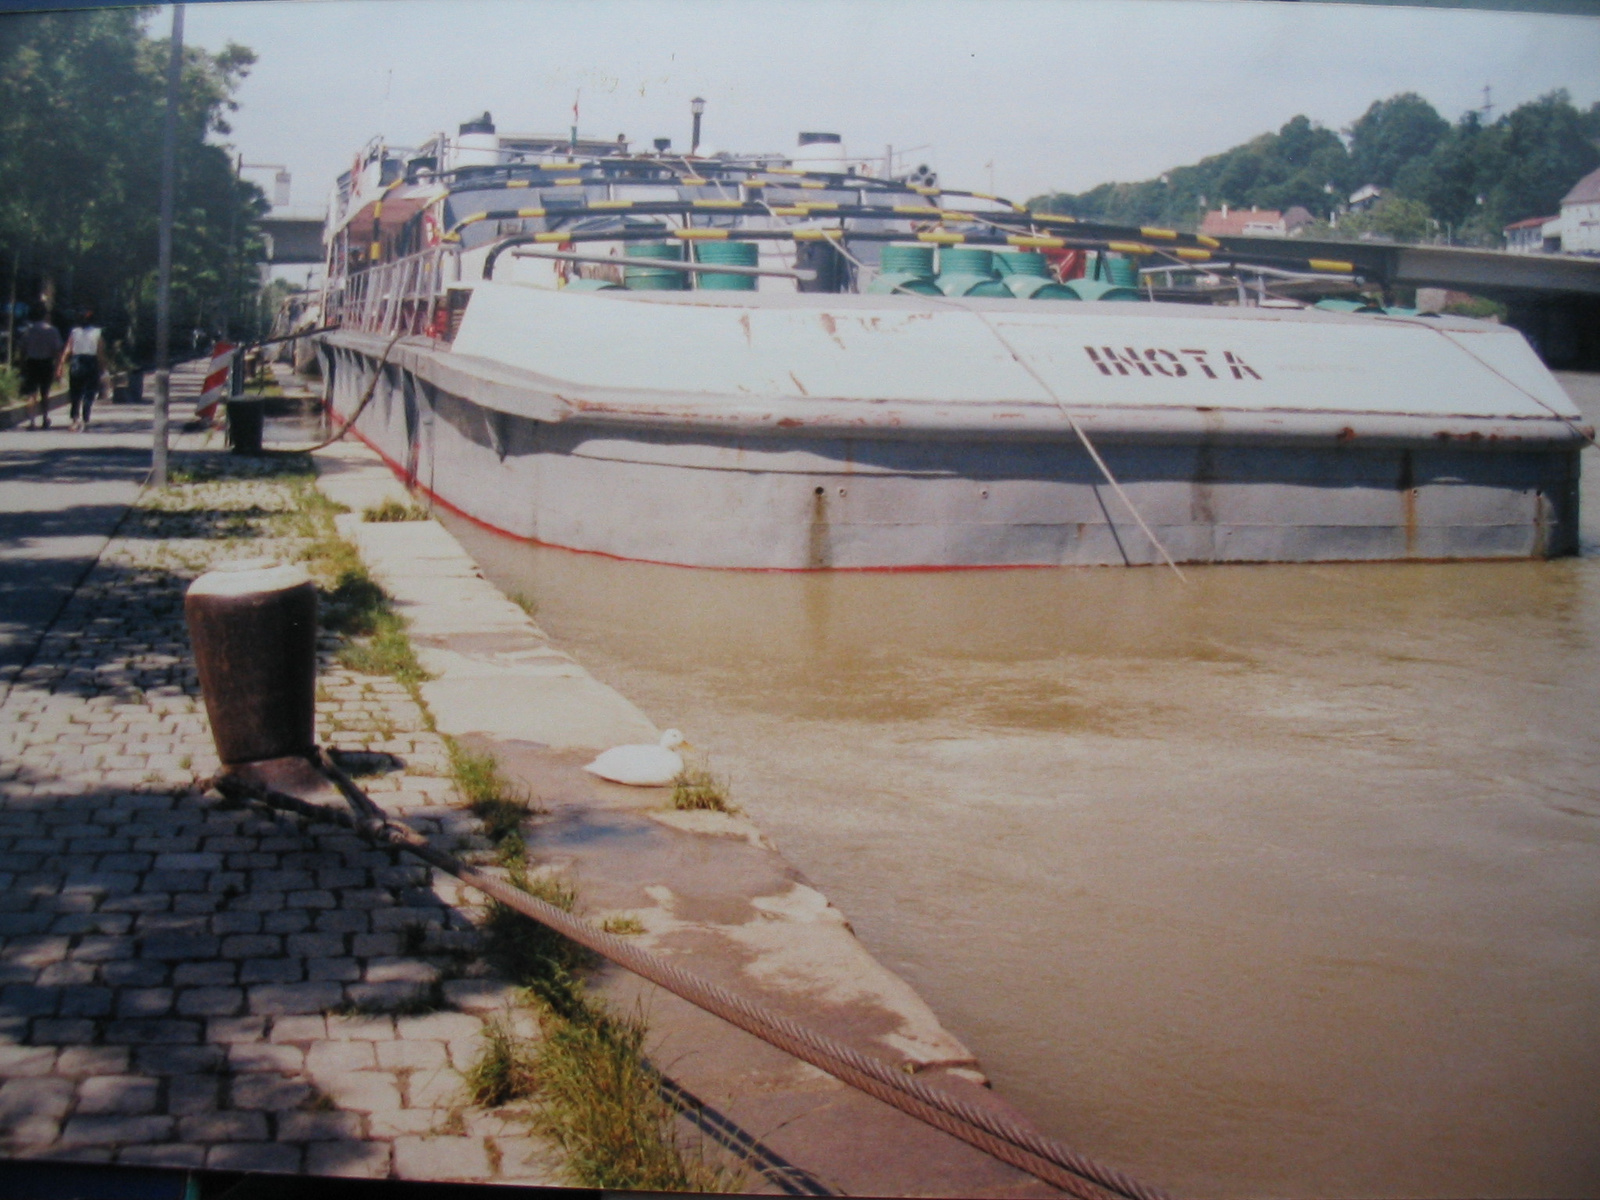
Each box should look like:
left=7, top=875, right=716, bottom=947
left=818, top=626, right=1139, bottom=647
left=185, top=560, right=318, bottom=765
left=226, top=396, right=265, bottom=454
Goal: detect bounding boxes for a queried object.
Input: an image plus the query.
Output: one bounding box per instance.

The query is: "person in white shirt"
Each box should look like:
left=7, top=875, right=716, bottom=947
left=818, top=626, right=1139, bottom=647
left=59, top=310, right=107, bottom=432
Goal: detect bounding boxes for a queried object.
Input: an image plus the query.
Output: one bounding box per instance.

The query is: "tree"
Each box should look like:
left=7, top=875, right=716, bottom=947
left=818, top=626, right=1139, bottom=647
left=1347, top=93, right=1449, bottom=189
left=0, top=10, right=266, bottom=363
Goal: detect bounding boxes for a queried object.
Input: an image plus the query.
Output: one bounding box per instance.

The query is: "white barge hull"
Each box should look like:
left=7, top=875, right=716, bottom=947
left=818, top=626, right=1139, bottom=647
left=319, top=286, right=1586, bottom=569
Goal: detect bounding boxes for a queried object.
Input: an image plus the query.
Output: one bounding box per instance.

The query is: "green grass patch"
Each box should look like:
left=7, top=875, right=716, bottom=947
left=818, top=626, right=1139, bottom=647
left=363, top=497, right=432, bottom=522
left=600, top=915, right=645, bottom=936
left=510, top=590, right=538, bottom=617
left=671, top=762, right=735, bottom=813
left=463, top=1013, right=540, bottom=1107
left=447, top=739, right=542, bottom=859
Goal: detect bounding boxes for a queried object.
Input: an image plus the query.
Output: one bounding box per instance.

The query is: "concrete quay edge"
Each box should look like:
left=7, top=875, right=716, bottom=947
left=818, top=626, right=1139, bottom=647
left=312, top=438, right=1061, bottom=1197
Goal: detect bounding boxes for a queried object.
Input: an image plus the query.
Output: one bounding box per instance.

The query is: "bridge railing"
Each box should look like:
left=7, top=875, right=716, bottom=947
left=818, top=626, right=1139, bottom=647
left=325, top=246, right=462, bottom=338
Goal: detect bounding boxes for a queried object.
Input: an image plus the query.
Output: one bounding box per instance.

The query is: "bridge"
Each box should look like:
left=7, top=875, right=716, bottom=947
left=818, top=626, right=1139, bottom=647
left=1213, top=234, right=1600, bottom=368
left=258, top=211, right=325, bottom=266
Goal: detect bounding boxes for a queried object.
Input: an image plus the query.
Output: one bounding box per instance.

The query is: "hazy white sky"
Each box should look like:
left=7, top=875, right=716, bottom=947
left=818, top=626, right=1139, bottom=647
left=182, top=0, right=1600, bottom=209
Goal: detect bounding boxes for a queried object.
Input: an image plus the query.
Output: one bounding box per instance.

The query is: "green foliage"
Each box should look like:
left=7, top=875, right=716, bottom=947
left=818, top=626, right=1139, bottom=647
left=362, top=498, right=432, bottom=522
left=1029, top=89, right=1600, bottom=246
left=0, top=11, right=269, bottom=360
left=463, top=1014, right=540, bottom=1107
left=671, top=763, right=735, bottom=813
left=1339, top=194, right=1436, bottom=243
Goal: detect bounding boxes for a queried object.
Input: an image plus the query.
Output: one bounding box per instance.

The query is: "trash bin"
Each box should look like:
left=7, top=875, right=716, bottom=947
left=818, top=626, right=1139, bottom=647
left=226, top=396, right=265, bottom=454
left=185, top=560, right=318, bottom=766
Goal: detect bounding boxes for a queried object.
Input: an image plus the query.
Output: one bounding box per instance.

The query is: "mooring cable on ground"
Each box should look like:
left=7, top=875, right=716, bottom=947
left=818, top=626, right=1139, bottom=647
left=220, top=761, right=1175, bottom=1200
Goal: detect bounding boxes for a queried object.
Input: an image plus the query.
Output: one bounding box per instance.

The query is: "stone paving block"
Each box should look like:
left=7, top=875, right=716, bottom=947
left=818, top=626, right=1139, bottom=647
left=103, top=961, right=168, bottom=988
left=306, top=1139, right=390, bottom=1178
left=396, top=1012, right=482, bottom=1043
left=58, top=1114, right=174, bottom=1147
left=54, top=1046, right=130, bottom=1077
left=440, top=979, right=517, bottom=1014
left=375, top=1039, right=448, bottom=1071
left=180, top=1110, right=269, bottom=1142
left=404, top=1068, right=463, bottom=1109
left=76, top=1075, right=161, bottom=1116
left=496, top=1135, right=562, bottom=1184
left=229, top=1042, right=303, bottom=1073
left=240, top=958, right=303, bottom=985
left=270, top=1015, right=327, bottom=1043
left=230, top=1073, right=313, bottom=1112
left=306, top=1041, right=375, bottom=1075
left=117, top=988, right=175, bottom=1018
left=134, top=1044, right=222, bottom=1074
left=0, top=1045, right=56, bottom=1076
left=278, top=1110, right=363, bottom=1141
left=103, top=1018, right=199, bottom=1045
left=393, top=1135, right=491, bottom=1180
left=326, top=1014, right=394, bottom=1041
left=166, top=1074, right=220, bottom=1116
left=319, top=1071, right=402, bottom=1114
left=207, top=1015, right=266, bottom=1043
left=207, top=1141, right=302, bottom=1173
left=0, top=1076, right=75, bottom=1131
left=118, top=1143, right=207, bottom=1168
left=248, top=981, right=342, bottom=1015
left=176, top=986, right=243, bottom=1016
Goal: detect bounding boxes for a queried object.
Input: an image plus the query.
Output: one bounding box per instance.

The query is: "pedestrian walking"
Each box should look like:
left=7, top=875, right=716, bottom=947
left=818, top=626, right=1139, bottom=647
left=60, top=309, right=107, bottom=432
left=18, top=305, right=62, bottom=430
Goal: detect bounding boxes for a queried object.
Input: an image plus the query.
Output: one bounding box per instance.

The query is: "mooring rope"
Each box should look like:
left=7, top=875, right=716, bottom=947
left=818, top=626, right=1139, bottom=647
left=219, top=762, right=1174, bottom=1200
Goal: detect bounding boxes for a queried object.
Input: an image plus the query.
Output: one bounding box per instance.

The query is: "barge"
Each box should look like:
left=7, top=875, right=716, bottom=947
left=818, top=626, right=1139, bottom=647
left=317, top=117, right=1589, bottom=569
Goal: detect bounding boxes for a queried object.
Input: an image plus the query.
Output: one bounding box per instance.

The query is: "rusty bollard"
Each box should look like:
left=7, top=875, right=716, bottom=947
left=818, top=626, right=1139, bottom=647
left=186, top=560, right=317, bottom=767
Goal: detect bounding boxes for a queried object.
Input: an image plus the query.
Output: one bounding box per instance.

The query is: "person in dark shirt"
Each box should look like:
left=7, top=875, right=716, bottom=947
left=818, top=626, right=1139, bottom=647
left=19, top=306, right=63, bottom=430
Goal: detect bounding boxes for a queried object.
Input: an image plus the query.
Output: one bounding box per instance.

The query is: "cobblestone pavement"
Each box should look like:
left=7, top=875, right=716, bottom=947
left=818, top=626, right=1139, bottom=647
left=0, top=451, right=560, bottom=1181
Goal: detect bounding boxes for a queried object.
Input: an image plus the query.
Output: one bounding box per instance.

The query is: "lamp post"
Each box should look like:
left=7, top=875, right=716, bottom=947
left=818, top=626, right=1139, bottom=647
left=153, top=2, right=184, bottom=488
left=690, top=97, right=706, bottom=157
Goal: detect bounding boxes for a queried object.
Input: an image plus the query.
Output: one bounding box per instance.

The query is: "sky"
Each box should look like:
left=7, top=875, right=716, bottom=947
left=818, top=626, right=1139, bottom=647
left=180, top=0, right=1600, bottom=212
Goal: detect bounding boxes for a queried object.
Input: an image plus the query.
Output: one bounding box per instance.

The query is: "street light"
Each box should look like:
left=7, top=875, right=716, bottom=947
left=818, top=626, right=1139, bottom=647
left=690, top=97, right=706, bottom=157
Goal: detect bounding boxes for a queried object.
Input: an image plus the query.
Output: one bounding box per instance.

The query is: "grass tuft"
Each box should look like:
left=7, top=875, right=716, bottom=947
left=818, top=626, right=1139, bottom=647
left=363, top=497, right=432, bottom=522
left=671, top=761, right=736, bottom=813
left=463, top=1014, right=540, bottom=1108
left=600, top=915, right=645, bottom=936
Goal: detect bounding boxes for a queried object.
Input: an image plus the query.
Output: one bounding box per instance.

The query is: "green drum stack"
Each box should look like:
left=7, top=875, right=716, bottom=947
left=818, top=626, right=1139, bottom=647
left=993, top=250, right=1079, bottom=300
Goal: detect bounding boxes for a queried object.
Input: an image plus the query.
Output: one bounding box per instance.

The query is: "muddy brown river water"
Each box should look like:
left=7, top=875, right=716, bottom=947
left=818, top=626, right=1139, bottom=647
left=442, top=373, right=1600, bottom=1198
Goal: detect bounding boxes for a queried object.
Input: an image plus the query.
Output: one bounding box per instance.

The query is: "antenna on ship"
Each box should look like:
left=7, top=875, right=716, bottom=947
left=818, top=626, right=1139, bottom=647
left=690, top=96, right=706, bottom=157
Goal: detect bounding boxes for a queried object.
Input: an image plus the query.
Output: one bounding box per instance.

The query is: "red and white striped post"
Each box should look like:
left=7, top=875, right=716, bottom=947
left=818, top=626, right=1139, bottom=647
left=195, top=341, right=235, bottom=422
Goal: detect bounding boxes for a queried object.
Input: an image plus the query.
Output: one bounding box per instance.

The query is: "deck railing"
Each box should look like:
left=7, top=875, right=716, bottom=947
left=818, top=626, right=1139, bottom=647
left=325, top=245, right=462, bottom=338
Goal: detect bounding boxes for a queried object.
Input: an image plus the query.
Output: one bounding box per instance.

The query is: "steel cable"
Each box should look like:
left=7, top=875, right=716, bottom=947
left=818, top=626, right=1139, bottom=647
left=221, top=764, right=1175, bottom=1200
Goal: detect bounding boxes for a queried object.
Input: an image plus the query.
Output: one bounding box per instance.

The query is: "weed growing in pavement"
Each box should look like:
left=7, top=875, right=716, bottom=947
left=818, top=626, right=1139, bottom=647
left=671, top=760, right=736, bottom=813
left=447, top=739, right=542, bottom=855
left=510, top=590, right=538, bottom=617
left=362, top=497, right=432, bottom=522
left=600, top=915, right=645, bottom=936
left=463, top=1013, right=540, bottom=1107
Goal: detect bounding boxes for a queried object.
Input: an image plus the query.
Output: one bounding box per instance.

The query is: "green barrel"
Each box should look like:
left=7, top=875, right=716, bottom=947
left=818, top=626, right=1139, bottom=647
left=563, top=277, right=624, bottom=292
left=1103, top=254, right=1139, bottom=288
left=696, top=240, right=759, bottom=291
left=994, top=250, right=1050, bottom=277
left=868, top=273, right=943, bottom=295
left=1005, top=275, right=1080, bottom=300
left=624, top=242, right=688, bottom=290
left=1065, top=278, right=1143, bottom=302
left=881, top=244, right=936, bottom=275
left=936, top=246, right=1010, bottom=298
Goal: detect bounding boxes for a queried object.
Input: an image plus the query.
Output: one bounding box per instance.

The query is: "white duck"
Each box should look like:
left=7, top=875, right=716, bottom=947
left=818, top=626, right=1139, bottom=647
left=583, top=730, right=687, bottom=786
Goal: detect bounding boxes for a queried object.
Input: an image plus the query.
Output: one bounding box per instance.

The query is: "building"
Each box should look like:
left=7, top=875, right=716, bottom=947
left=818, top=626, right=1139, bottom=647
left=1199, top=205, right=1287, bottom=237
left=1503, top=214, right=1561, bottom=254
left=1282, top=206, right=1315, bottom=235
left=1348, top=184, right=1383, bottom=213
left=1556, top=165, right=1600, bottom=255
